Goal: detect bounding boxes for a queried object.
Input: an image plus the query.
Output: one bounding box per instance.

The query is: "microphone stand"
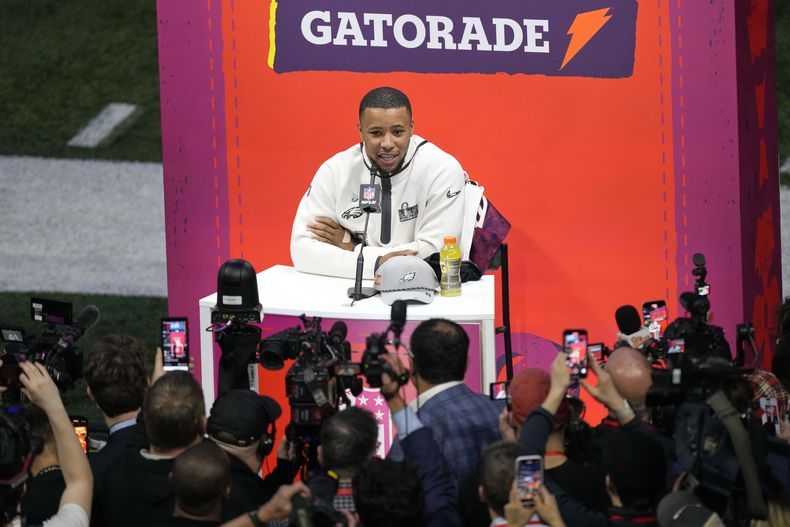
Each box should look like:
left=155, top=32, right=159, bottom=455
left=347, top=167, right=380, bottom=302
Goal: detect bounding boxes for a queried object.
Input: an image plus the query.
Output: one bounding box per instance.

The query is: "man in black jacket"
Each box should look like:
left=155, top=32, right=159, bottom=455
left=207, top=389, right=296, bottom=522
left=95, top=371, right=206, bottom=527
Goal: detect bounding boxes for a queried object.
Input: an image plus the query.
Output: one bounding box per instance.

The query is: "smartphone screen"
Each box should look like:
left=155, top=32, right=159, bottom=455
left=489, top=381, right=511, bottom=408
left=760, top=397, right=780, bottom=436
left=515, top=455, right=543, bottom=506
left=563, top=330, right=588, bottom=378
left=70, top=416, right=89, bottom=454
left=643, top=301, right=669, bottom=340
left=162, top=318, right=189, bottom=371
left=588, top=343, right=604, bottom=364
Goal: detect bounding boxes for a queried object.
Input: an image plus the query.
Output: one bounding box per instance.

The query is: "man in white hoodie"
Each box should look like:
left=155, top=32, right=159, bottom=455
left=291, top=87, right=466, bottom=279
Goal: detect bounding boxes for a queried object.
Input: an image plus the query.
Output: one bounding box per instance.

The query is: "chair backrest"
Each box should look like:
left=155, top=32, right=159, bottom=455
left=461, top=176, right=511, bottom=271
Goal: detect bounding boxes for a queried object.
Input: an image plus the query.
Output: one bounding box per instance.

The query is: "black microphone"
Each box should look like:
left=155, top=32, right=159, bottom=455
left=329, top=321, right=351, bottom=361
left=347, top=166, right=382, bottom=301
left=614, top=305, right=649, bottom=349
left=54, top=305, right=101, bottom=353
left=389, top=300, right=407, bottom=350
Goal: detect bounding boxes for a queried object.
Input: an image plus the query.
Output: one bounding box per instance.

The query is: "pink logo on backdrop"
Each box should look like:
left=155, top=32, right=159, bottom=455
left=349, top=387, right=392, bottom=456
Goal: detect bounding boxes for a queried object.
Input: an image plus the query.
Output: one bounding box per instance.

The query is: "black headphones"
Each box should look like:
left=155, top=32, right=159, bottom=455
left=209, top=418, right=277, bottom=459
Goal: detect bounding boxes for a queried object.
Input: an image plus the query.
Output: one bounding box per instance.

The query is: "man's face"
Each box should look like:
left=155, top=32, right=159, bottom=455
left=358, top=107, right=414, bottom=174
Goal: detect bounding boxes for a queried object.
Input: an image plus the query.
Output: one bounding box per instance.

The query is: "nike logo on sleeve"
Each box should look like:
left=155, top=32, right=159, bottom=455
left=446, top=189, right=461, bottom=199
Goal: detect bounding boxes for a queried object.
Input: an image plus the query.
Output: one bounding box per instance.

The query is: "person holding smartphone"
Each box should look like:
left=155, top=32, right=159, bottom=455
left=517, top=353, right=667, bottom=527
left=20, top=361, right=93, bottom=527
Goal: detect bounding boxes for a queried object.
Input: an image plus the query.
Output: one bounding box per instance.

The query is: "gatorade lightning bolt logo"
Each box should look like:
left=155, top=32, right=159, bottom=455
left=271, top=0, right=638, bottom=78
left=561, top=8, right=614, bottom=69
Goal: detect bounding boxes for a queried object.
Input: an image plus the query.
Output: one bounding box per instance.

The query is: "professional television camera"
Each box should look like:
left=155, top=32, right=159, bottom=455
left=644, top=254, right=768, bottom=523
left=0, top=403, right=40, bottom=523
left=0, top=298, right=100, bottom=393
left=210, top=259, right=263, bottom=396
left=259, top=301, right=409, bottom=471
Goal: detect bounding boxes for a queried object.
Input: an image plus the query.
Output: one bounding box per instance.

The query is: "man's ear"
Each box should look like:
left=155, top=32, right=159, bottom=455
left=317, top=445, right=325, bottom=467
left=477, top=484, right=486, bottom=503
left=224, top=485, right=231, bottom=499
left=86, top=386, right=94, bottom=402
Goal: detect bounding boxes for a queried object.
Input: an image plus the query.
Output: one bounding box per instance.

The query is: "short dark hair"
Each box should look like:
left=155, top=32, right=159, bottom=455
left=354, top=458, right=423, bottom=527
left=84, top=334, right=148, bottom=418
left=320, top=407, right=378, bottom=477
left=359, top=87, right=412, bottom=118
left=27, top=405, right=54, bottom=445
left=602, top=429, right=666, bottom=511
left=410, top=319, right=469, bottom=384
left=173, top=441, right=230, bottom=516
left=143, top=371, right=205, bottom=451
left=480, top=441, right=521, bottom=517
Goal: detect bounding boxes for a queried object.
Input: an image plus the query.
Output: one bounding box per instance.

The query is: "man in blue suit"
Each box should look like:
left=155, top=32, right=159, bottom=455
left=388, top=318, right=504, bottom=487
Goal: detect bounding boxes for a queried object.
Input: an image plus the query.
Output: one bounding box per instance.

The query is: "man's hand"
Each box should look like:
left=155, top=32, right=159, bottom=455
left=151, top=347, right=166, bottom=386
left=257, top=482, right=310, bottom=521
left=375, top=250, right=419, bottom=271
left=276, top=436, right=295, bottom=462
left=580, top=355, right=634, bottom=424
left=19, top=362, right=62, bottom=415
left=380, top=354, right=409, bottom=411
left=307, top=217, right=356, bottom=251
left=534, top=486, right=566, bottom=527
left=541, top=353, right=571, bottom=416
left=498, top=407, right=517, bottom=442
left=504, top=481, right=536, bottom=527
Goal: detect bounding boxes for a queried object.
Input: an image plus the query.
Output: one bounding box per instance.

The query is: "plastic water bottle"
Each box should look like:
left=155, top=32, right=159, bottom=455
left=440, top=235, right=462, bottom=297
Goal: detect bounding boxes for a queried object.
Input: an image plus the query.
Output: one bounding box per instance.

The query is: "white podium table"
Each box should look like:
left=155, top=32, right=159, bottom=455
left=198, top=265, right=496, bottom=411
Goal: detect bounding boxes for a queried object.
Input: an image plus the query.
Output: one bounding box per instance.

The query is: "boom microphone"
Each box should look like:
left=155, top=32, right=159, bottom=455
left=614, top=305, right=650, bottom=349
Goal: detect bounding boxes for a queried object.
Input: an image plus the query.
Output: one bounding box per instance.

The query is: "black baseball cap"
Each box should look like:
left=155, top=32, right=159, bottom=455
left=208, top=389, right=281, bottom=445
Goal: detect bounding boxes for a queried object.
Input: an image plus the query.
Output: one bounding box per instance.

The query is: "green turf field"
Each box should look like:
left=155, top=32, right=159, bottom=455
left=0, top=292, right=166, bottom=429
left=0, top=0, right=162, bottom=161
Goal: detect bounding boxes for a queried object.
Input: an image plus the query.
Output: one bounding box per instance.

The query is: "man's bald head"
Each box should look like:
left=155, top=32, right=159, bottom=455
left=606, top=347, right=653, bottom=408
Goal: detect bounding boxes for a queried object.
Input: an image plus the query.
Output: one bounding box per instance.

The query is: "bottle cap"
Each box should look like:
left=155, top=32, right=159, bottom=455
left=443, top=235, right=457, bottom=244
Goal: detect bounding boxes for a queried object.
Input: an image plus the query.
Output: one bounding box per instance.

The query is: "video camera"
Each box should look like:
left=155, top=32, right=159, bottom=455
left=0, top=298, right=100, bottom=393
left=210, top=259, right=411, bottom=471
left=258, top=302, right=408, bottom=471
left=642, top=254, right=768, bottom=522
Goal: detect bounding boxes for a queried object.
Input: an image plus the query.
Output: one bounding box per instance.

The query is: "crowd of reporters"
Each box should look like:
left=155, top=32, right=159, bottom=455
left=10, top=298, right=790, bottom=527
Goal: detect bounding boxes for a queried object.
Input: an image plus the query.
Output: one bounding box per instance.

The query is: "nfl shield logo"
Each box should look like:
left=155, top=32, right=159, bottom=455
left=363, top=186, right=375, bottom=200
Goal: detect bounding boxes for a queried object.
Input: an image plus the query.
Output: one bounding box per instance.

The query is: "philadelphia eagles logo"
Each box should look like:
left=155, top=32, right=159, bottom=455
left=342, top=207, right=364, bottom=219
left=399, top=272, right=416, bottom=284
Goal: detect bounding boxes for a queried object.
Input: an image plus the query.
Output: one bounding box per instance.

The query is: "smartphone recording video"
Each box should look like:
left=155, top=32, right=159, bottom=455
left=563, top=329, right=588, bottom=379
left=515, top=455, right=543, bottom=506
left=70, top=416, right=89, bottom=454
left=643, top=300, right=669, bottom=340
left=162, top=318, right=189, bottom=371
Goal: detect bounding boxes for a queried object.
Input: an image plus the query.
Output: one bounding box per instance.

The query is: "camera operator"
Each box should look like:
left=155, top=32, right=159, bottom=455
left=387, top=319, right=503, bottom=488
left=355, top=353, right=461, bottom=527
left=83, top=334, right=149, bottom=484
left=316, top=406, right=378, bottom=515
left=207, top=390, right=296, bottom=522
left=19, top=361, right=93, bottom=527
left=518, top=353, right=667, bottom=527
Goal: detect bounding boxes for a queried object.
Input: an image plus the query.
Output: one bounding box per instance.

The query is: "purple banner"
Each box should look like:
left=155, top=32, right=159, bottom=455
left=271, top=0, right=637, bottom=77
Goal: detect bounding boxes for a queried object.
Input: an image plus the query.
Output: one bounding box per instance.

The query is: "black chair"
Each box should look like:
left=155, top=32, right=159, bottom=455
left=489, top=243, right=513, bottom=380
